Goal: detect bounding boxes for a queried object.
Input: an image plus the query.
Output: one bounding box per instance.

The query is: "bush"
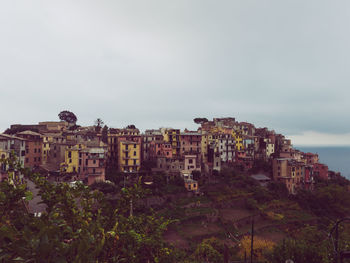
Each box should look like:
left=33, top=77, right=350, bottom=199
left=245, top=198, right=258, bottom=210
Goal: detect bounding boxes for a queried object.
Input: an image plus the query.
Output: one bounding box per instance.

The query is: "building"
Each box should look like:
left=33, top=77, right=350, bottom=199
left=162, top=128, right=181, bottom=157
left=180, top=131, right=201, bottom=157
left=80, top=147, right=106, bottom=185
left=118, top=140, right=141, bottom=173
left=313, top=163, right=329, bottom=180
left=272, top=158, right=305, bottom=194
left=16, top=131, right=43, bottom=169
left=216, top=133, right=235, bottom=163
left=0, top=134, right=26, bottom=167
left=107, top=128, right=141, bottom=171
left=141, top=129, right=163, bottom=161
left=183, top=154, right=201, bottom=174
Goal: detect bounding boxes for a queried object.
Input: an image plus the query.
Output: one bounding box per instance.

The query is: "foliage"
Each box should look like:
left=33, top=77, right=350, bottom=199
left=4, top=126, right=39, bottom=135
left=193, top=118, right=208, bottom=124
left=192, top=237, right=224, bottom=263
left=140, top=160, right=157, bottom=173
left=0, top=156, right=176, bottom=262
left=58, top=110, right=77, bottom=124
left=238, top=235, right=275, bottom=262
left=295, top=184, right=350, bottom=218
left=105, top=168, right=126, bottom=186
left=249, top=160, right=272, bottom=174
left=268, top=226, right=332, bottom=263
left=191, top=170, right=201, bottom=181
left=267, top=181, right=289, bottom=199
left=101, top=125, right=108, bottom=144
left=253, top=186, right=273, bottom=203
left=126, top=124, right=136, bottom=129
left=245, top=198, right=258, bottom=210
left=94, top=118, right=104, bottom=132
left=90, top=181, right=119, bottom=194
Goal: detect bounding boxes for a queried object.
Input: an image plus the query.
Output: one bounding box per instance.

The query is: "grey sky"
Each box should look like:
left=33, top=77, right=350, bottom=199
left=1, top=1, right=349, bottom=145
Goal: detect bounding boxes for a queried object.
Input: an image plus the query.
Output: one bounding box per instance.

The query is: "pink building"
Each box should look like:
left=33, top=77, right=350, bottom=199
left=79, top=148, right=106, bottom=185
left=313, top=163, right=328, bottom=180
left=180, top=131, right=201, bottom=158
left=235, top=151, right=253, bottom=171
left=149, top=140, right=172, bottom=159
left=303, top=152, right=319, bottom=165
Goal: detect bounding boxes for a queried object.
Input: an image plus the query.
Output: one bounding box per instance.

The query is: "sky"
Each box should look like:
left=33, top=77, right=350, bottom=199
left=1, top=0, right=350, bottom=146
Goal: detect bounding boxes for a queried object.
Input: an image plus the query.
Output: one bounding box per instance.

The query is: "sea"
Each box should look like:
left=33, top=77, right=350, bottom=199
left=296, top=146, right=350, bottom=179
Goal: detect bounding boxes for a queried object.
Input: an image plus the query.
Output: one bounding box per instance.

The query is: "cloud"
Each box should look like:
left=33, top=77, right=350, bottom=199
left=0, top=1, right=349, bottom=135
left=288, top=131, right=350, bottom=146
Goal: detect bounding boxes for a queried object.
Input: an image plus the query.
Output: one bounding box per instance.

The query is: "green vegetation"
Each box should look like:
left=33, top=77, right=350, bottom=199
left=2, top=156, right=350, bottom=262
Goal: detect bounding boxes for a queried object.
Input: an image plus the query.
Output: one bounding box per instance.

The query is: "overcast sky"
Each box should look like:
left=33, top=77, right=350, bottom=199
left=1, top=1, right=349, bottom=145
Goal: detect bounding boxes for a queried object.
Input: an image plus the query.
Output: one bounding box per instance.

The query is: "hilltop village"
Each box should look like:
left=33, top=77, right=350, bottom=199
left=0, top=115, right=330, bottom=194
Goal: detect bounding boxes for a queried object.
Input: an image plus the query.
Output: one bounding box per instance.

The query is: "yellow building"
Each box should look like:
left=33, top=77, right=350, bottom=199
left=162, top=128, right=180, bottom=156
left=61, top=144, right=85, bottom=173
left=232, top=131, right=244, bottom=151
left=118, top=141, right=141, bottom=173
left=107, top=128, right=140, bottom=170
left=184, top=179, right=198, bottom=192
left=42, top=135, right=53, bottom=164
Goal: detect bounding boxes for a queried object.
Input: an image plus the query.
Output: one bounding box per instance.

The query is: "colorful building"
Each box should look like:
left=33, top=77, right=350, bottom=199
left=118, top=140, right=141, bottom=173
left=16, top=131, right=43, bottom=169
left=162, top=128, right=181, bottom=156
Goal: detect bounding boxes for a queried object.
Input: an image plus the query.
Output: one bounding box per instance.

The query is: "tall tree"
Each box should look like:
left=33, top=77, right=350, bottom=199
left=58, top=110, right=77, bottom=125
left=95, top=118, right=104, bottom=132
left=101, top=125, right=108, bottom=143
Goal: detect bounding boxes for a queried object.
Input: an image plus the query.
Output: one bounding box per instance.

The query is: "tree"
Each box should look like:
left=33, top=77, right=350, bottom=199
left=193, top=238, right=224, bottom=263
left=126, top=124, right=136, bottom=129
left=95, top=118, right=104, bottom=132
left=0, top=156, right=177, bottom=262
left=58, top=110, right=77, bottom=124
left=238, top=235, right=275, bottom=262
left=4, top=126, right=39, bottom=135
left=193, top=118, right=208, bottom=124
left=101, top=125, right=108, bottom=144
left=268, top=226, right=332, bottom=263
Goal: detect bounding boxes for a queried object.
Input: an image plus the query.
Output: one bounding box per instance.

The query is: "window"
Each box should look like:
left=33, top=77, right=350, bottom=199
left=69, top=159, right=72, bottom=163
left=189, top=159, right=193, bottom=164
left=34, top=157, right=36, bottom=162
left=134, top=160, right=137, bottom=165
left=34, top=148, right=37, bottom=153
left=86, top=159, right=88, bottom=165
left=133, top=151, right=136, bottom=156
left=93, top=160, right=96, bottom=164
left=134, top=144, right=137, bottom=148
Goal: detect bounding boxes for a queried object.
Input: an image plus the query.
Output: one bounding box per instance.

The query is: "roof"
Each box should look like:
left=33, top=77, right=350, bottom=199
left=0, top=133, right=27, bottom=141
left=17, top=130, right=42, bottom=136
left=81, top=148, right=106, bottom=154
left=251, top=174, right=271, bottom=181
